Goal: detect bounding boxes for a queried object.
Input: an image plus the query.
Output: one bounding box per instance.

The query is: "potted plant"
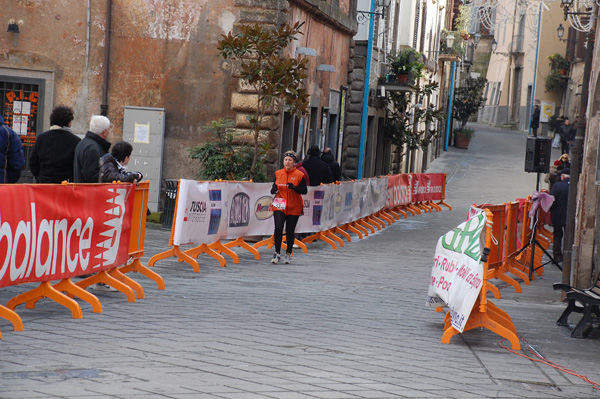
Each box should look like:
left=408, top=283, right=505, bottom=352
left=545, top=69, right=566, bottom=92
left=453, top=128, right=474, bottom=149
left=548, top=53, right=570, bottom=75
left=452, top=76, right=487, bottom=149
left=388, top=48, right=424, bottom=84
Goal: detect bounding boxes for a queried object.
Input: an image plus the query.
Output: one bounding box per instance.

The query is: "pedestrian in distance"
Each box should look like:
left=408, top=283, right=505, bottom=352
left=30, top=105, right=81, bottom=183
left=270, top=150, right=307, bottom=264
left=302, top=145, right=332, bottom=186
left=530, top=104, right=540, bottom=137
left=0, top=115, right=25, bottom=183
left=550, top=168, right=570, bottom=262
left=557, top=117, right=575, bottom=156
left=74, top=115, right=111, bottom=183
left=321, top=147, right=341, bottom=182
left=99, top=141, right=143, bottom=183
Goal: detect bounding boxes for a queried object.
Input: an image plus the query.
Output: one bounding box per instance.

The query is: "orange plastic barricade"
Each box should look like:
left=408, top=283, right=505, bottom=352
left=483, top=204, right=523, bottom=296
left=0, top=305, right=23, bottom=338
left=302, top=229, right=344, bottom=250
left=441, top=210, right=521, bottom=350
left=148, top=180, right=220, bottom=272
left=437, top=174, right=452, bottom=211
left=120, top=181, right=165, bottom=291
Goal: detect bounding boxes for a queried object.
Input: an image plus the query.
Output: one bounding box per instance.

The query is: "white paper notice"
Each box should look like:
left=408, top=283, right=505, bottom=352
left=134, top=123, right=150, bottom=143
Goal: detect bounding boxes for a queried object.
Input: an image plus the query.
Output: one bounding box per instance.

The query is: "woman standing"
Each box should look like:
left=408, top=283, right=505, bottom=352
left=270, top=150, right=307, bottom=264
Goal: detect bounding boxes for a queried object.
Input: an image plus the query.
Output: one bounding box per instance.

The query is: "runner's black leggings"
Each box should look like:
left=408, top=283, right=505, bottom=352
left=273, top=211, right=300, bottom=254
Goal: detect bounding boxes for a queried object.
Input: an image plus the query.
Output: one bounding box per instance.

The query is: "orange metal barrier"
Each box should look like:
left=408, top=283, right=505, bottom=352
left=441, top=209, right=521, bottom=350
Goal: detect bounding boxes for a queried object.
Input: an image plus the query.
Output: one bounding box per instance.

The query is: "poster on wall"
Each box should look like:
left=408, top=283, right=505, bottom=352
left=540, top=100, right=555, bottom=123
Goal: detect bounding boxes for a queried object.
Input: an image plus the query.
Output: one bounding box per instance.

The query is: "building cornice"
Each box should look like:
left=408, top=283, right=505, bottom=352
left=289, top=0, right=358, bottom=36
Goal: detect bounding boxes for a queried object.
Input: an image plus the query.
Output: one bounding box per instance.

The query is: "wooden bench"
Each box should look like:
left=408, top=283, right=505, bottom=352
left=553, top=274, right=600, bottom=338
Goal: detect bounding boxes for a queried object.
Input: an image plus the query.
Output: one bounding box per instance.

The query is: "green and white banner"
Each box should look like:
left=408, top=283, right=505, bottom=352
left=427, top=209, right=486, bottom=333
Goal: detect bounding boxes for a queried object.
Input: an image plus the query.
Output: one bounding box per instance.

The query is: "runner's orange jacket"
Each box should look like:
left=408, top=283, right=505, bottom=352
left=271, top=167, right=308, bottom=215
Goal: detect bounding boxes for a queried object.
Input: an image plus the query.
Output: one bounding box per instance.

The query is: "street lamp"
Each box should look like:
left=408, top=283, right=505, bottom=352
left=560, top=0, right=591, bottom=21
left=473, top=33, right=481, bottom=48
left=356, top=0, right=391, bottom=23
left=446, top=33, right=455, bottom=49
left=491, top=38, right=497, bottom=52
left=557, top=23, right=566, bottom=41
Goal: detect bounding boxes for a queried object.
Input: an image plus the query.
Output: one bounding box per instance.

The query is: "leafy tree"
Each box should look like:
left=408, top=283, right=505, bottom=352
left=189, top=118, right=266, bottom=182
left=452, top=76, right=487, bottom=129
left=218, top=22, right=309, bottom=180
left=384, top=81, right=445, bottom=172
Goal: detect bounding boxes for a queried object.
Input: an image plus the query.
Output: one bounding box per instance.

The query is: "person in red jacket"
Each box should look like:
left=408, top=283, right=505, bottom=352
left=270, top=150, right=308, bottom=264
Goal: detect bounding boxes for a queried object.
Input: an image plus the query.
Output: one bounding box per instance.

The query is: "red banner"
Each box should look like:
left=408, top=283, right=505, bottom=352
left=412, top=173, right=445, bottom=202
left=386, top=174, right=413, bottom=207
left=0, top=184, right=134, bottom=288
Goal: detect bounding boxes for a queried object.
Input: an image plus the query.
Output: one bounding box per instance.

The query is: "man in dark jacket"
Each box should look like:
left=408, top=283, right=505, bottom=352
left=530, top=105, right=540, bottom=137
left=30, top=105, right=81, bottom=183
left=74, top=115, right=111, bottom=183
left=321, top=147, right=341, bottom=182
left=550, top=168, right=570, bottom=262
left=557, top=117, right=575, bottom=156
left=0, top=115, right=25, bottom=183
left=302, top=145, right=332, bottom=186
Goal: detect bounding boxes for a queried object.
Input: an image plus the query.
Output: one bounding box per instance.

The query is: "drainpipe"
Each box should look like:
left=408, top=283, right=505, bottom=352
left=357, top=0, right=376, bottom=180
left=444, top=61, right=456, bottom=151
left=101, top=0, right=113, bottom=116
left=528, top=2, right=542, bottom=136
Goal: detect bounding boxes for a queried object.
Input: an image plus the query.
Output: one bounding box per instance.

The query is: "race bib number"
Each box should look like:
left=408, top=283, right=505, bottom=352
left=272, top=197, right=286, bottom=210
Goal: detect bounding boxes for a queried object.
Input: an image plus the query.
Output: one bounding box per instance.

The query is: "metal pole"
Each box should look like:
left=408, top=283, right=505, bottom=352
left=563, top=6, right=596, bottom=286
left=444, top=61, right=456, bottom=151
left=357, top=0, right=376, bottom=180
left=528, top=2, right=543, bottom=136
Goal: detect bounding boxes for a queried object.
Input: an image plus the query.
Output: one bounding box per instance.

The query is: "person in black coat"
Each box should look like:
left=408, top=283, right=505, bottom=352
left=557, top=117, right=575, bottom=156
left=30, top=105, right=81, bottom=183
left=302, top=145, right=333, bottom=186
left=321, top=147, right=341, bottom=182
left=0, top=115, right=25, bottom=183
left=99, top=141, right=143, bottom=183
left=550, top=168, right=570, bottom=262
left=74, top=115, right=111, bottom=183
left=530, top=105, right=540, bottom=137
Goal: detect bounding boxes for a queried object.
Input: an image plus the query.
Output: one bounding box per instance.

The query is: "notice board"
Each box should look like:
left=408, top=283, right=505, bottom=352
left=122, top=106, right=166, bottom=212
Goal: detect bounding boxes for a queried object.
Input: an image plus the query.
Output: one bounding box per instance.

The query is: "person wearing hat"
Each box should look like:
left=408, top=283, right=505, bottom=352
left=302, top=145, right=332, bottom=186
left=270, top=150, right=307, bottom=264
left=550, top=168, right=570, bottom=262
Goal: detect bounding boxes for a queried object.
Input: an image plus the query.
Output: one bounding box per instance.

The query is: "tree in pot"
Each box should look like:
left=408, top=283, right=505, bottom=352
left=217, top=22, right=309, bottom=181
left=452, top=76, right=487, bottom=148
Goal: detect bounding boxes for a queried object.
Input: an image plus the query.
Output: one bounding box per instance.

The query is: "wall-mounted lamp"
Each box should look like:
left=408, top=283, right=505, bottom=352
left=295, top=47, right=317, bottom=57
left=491, top=38, right=510, bottom=57
left=7, top=19, right=22, bottom=47
left=356, top=0, right=392, bottom=24
left=560, top=0, right=591, bottom=21
left=473, top=33, right=481, bottom=48
left=317, top=64, right=335, bottom=72
left=556, top=23, right=568, bottom=42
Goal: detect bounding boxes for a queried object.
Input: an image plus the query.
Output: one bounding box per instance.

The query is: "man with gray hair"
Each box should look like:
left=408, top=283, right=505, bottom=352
left=74, top=115, right=112, bottom=183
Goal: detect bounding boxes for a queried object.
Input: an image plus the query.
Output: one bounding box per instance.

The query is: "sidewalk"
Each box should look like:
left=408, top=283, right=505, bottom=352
left=1, top=123, right=599, bottom=398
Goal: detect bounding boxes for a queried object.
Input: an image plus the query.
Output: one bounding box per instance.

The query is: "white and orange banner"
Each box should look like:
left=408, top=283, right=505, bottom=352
left=171, top=173, right=446, bottom=246
left=426, top=209, right=485, bottom=332
left=0, top=184, right=134, bottom=288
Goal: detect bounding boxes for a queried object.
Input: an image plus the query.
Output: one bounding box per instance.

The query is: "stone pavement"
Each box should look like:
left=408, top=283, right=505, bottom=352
left=1, top=123, right=599, bottom=398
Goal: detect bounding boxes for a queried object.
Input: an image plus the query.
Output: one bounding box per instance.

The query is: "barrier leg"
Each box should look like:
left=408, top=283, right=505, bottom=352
left=387, top=208, right=403, bottom=220
left=351, top=221, right=369, bottom=236
left=334, top=226, right=352, bottom=242
left=120, top=258, right=166, bottom=290
left=367, top=215, right=384, bottom=230
left=280, top=236, right=308, bottom=253
left=504, top=258, right=531, bottom=285
left=437, top=200, right=452, bottom=211
left=302, top=232, right=338, bottom=250
left=149, top=245, right=199, bottom=272
left=0, top=305, right=23, bottom=332
left=392, top=206, right=408, bottom=218
left=184, top=243, right=227, bottom=268
left=340, top=223, right=363, bottom=239
left=408, top=204, right=422, bottom=215
left=108, top=268, right=145, bottom=299
left=497, top=272, right=522, bottom=293
left=358, top=218, right=376, bottom=234
left=427, top=201, right=442, bottom=211
left=209, top=240, right=239, bottom=264
left=51, top=279, right=102, bottom=313
left=377, top=210, right=394, bottom=225
left=7, top=281, right=83, bottom=319
left=253, top=235, right=275, bottom=250
left=224, top=237, right=261, bottom=260
left=487, top=283, right=501, bottom=299
left=324, top=230, right=344, bottom=248
left=76, top=270, right=136, bottom=303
